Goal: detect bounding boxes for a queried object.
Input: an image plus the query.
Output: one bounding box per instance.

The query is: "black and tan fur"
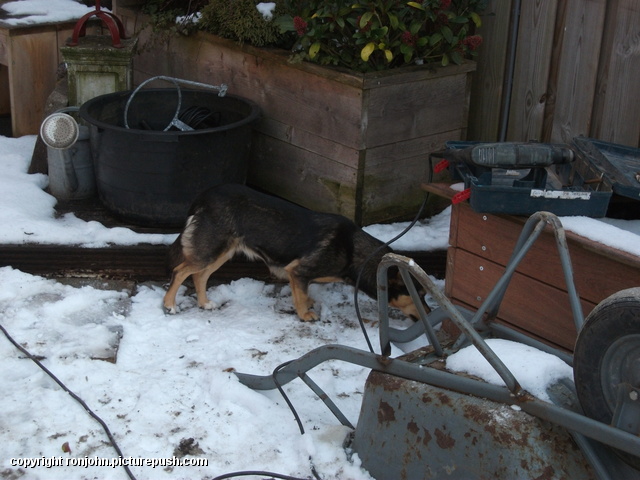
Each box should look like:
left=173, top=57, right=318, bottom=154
left=164, top=184, right=428, bottom=321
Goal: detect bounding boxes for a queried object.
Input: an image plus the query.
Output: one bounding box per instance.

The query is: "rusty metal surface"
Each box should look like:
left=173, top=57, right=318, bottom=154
left=352, top=370, right=597, bottom=480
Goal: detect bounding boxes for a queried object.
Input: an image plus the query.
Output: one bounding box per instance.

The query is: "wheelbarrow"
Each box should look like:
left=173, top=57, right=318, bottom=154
left=236, top=211, right=640, bottom=479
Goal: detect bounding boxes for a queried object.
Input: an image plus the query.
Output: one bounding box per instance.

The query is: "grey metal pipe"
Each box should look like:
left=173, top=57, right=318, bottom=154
left=378, top=253, right=524, bottom=395
left=498, top=0, right=522, bottom=141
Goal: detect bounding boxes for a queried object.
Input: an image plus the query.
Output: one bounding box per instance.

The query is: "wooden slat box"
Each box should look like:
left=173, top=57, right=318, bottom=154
left=0, top=20, right=80, bottom=136
left=425, top=183, right=640, bottom=352
left=246, top=59, right=475, bottom=225
left=119, top=9, right=475, bottom=225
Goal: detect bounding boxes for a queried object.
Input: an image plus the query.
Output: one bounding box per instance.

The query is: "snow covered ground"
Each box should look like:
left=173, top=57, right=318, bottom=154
left=1, top=130, right=639, bottom=480
left=1, top=0, right=639, bottom=478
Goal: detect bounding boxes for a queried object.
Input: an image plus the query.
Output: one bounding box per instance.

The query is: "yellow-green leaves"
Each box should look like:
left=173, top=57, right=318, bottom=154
left=361, top=42, right=376, bottom=61
left=361, top=42, right=393, bottom=63
left=470, top=12, right=482, bottom=28
left=309, top=42, right=321, bottom=59
left=359, top=11, right=373, bottom=28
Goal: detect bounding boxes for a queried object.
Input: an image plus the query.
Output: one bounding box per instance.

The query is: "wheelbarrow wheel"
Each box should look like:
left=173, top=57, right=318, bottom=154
left=573, top=287, right=640, bottom=469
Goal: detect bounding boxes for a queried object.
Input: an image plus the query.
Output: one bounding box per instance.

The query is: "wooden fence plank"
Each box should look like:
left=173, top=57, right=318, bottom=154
left=507, top=0, right=558, bottom=142
left=464, top=0, right=640, bottom=148
left=591, top=0, right=640, bottom=146
left=0, top=30, right=7, bottom=65
left=544, top=0, right=607, bottom=143
left=467, top=0, right=513, bottom=141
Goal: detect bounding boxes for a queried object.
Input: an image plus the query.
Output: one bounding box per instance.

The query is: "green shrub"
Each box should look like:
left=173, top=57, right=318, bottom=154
left=142, top=0, right=208, bottom=35
left=141, top=0, right=486, bottom=72
left=198, top=0, right=293, bottom=47
left=277, top=0, right=487, bottom=72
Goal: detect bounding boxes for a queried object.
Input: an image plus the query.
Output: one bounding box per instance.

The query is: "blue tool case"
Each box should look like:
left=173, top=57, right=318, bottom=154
left=442, top=137, right=639, bottom=218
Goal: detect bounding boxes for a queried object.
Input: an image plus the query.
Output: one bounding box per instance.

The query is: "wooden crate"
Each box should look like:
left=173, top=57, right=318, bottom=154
left=119, top=9, right=475, bottom=225
left=426, top=184, right=640, bottom=352
left=0, top=20, right=81, bottom=136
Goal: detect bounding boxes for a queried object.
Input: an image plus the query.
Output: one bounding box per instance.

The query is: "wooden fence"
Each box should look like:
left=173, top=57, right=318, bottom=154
left=467, top=0, right=640, bottom=148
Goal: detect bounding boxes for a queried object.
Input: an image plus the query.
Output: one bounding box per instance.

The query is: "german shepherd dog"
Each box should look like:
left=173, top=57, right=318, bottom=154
left=163, top=184, right=428, bottom=321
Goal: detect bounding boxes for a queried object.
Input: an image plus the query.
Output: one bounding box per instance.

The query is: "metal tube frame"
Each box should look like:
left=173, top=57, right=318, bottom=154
left=123, top=76, right=229, bottom=131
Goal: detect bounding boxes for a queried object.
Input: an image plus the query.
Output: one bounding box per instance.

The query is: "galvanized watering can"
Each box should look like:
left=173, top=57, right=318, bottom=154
left=40, top=107, right=95, bottom=201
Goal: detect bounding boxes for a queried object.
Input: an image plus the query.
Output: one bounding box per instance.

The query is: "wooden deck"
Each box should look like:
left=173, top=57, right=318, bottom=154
left=0, top=197, right=448, bottom=283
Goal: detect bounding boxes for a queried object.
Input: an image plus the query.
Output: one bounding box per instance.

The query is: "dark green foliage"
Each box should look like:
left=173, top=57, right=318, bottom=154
left=278, top=0, right=487, bottom=72
left=143, top=0, right=209, bottom=35
left=198, top=0, right=293, bottom=47
left=142, top=0, right=486, bottom=72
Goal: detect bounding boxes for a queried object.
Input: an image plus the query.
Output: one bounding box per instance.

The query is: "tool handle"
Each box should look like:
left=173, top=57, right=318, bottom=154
left=448, top=142, right=575, bottom=169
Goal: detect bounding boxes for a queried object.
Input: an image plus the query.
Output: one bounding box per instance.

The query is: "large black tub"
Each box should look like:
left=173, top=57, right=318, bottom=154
left=79, top=88, right=260, bottom=226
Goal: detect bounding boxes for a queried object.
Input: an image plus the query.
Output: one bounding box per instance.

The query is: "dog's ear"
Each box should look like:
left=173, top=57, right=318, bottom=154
left=387, top=267, right=427, bottom=298
left=387, top=268, right=430, bottom=321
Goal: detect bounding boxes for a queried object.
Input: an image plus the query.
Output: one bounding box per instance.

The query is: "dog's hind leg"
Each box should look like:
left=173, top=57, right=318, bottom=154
left=163, top=261, right=204, bottom=314
left=192, top=269, right=215, bottom=310
left=191, top=250, right=235, bottom=310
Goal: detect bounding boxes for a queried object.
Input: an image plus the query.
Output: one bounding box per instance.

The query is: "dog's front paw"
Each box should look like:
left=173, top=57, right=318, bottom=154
left=199, top=301, right=216, bottom=311
left=165, top=304, right=179, bottom=315
left=299, top=310, right=319, bottom=322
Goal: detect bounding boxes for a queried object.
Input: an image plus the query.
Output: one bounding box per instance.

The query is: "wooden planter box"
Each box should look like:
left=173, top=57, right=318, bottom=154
left=120, top=11, right=475, bottom=224
left=429, top=184, right=640, bottom=352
